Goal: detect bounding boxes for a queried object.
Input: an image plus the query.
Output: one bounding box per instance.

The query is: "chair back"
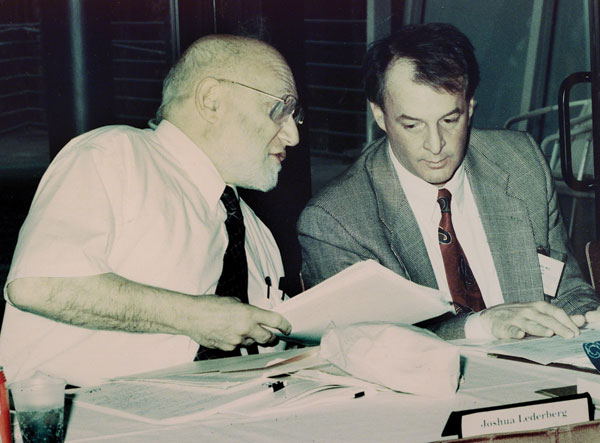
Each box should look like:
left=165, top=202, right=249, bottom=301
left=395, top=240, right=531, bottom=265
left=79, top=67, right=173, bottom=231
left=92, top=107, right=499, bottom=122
left=505, top=101, right=593, bottom=240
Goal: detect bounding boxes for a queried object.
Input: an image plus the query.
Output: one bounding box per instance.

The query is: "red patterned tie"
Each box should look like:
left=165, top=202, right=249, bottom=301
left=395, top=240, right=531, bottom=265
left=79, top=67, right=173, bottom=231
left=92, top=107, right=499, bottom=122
left=437, top=188, right=486, bottom=313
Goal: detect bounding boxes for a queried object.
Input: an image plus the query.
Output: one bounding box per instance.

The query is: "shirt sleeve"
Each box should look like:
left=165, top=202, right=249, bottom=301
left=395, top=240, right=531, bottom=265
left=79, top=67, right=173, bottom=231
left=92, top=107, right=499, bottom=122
left=464, top=311, right=495, bottom=340
left=6, top=145, right=116, bottom=287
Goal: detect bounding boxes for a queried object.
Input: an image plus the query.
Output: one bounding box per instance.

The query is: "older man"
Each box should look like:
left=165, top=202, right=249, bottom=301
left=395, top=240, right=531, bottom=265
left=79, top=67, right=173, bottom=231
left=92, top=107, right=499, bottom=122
left=0, top=35, right=302, bottom=386
left=298, top=23, right=600, bottom=341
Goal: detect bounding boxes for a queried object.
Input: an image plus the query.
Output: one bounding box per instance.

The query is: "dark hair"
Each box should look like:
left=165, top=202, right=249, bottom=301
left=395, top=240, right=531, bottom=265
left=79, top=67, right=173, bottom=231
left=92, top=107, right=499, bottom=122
left=363, top=23, right=480, bottom=108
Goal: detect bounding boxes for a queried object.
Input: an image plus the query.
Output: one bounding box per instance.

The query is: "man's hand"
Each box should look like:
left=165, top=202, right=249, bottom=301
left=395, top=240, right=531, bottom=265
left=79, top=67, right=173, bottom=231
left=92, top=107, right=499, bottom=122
left=584, top=306, right=600, bottom=325
left=187, top=296, right=292, bottom=351
left=479, top=301, right=584, bottom=339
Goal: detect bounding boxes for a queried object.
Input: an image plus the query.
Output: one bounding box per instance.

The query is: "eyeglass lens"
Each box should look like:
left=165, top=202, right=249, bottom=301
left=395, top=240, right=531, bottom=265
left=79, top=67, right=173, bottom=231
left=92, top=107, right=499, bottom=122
left=270, top=96, right=304, bottom=125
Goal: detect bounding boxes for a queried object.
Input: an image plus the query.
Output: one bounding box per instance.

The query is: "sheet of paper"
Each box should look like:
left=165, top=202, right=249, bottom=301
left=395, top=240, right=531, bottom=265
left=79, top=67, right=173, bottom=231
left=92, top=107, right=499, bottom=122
left=457, top=351, right=577, bottom=405
left=577, top=378, right=600, bottom=405
left=72, top=364, right=377, bottom=424
left=71, top=377, right=275, bottom=424
left=118, top=347, right=316, bottom=381
left=275, top=260, right=454, bottom=344
left=457, top=328, right=600, bottom=367
left=124, top=371, right=270, bottom=389
left=224, top=376, right=377, bottom=418
left=71, top=347, right=337, bottom=424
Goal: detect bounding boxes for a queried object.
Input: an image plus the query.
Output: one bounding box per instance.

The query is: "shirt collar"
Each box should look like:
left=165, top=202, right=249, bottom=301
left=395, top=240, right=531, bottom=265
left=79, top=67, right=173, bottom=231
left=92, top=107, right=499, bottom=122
left=154, top=119, right=226, bottom=211
left=388, top=142, right=466, bottom=223
left=443, top=161, right=466, bottom=211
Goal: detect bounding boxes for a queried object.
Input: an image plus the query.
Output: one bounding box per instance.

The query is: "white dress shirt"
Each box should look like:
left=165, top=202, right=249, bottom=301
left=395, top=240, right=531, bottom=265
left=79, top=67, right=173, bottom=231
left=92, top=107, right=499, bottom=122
left=388, top=145, right=504, bottom=338
left=0, top=120, right=286, bottom=385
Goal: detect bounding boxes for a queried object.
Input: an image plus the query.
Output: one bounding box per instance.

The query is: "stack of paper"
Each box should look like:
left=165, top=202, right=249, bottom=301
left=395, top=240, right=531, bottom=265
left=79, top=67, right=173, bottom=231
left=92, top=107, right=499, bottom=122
left=275, top=260, right=454, bottom=344
left=70, top=347, right=382, bottom=424
left=456, top=328, right=600, bottom=371
left=71, top=262, right=455, bottom=424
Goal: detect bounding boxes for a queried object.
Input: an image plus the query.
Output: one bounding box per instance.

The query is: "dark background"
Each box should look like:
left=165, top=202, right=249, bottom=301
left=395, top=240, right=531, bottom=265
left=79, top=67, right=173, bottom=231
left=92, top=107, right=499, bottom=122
left=0, top=0, right=407, bottom=318
left=2, top=0, right=594, bottom=322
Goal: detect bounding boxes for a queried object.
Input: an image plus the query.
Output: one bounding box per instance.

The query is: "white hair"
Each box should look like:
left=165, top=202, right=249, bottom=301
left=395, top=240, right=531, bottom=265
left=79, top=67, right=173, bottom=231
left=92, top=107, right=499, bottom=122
left=156, top=35, right=279, bottom=121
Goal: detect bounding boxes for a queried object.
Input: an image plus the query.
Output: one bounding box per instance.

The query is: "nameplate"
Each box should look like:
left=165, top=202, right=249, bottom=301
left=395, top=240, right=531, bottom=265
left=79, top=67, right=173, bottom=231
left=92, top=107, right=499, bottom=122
left=442, top=393, right=593, bottom=438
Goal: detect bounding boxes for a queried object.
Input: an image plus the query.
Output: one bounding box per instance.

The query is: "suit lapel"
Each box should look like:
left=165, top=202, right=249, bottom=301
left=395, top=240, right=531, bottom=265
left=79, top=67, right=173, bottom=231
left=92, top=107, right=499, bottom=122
left=367, top=141, right=438, bottom=288
left=464, top=135, right=542, bottom=302
left=365, top=133, right=543, bottom=302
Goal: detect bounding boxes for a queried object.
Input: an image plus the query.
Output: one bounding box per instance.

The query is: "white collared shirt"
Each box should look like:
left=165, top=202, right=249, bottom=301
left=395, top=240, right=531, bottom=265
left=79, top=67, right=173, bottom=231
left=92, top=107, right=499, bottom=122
left=0, top=120, right=285, bottom=385
left=388, top=144, right=504, bottom=338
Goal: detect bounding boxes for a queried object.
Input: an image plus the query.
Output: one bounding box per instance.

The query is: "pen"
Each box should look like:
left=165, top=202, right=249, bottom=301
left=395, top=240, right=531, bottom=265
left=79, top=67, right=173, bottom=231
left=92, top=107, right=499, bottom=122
left=278, top=277, right=288, bottom=300
left=265, top=276, right=271, bottom=299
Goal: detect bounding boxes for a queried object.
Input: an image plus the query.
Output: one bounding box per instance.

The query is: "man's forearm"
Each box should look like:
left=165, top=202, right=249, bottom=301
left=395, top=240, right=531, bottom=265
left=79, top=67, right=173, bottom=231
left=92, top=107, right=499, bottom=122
left=6, top=274, right=196, bottom=335
left=6, top=273, right=291, bottom=350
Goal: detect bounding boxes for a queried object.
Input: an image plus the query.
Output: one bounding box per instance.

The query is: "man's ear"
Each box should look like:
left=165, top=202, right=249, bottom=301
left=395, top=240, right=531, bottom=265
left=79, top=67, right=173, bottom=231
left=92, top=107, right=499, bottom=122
left=369, top=101, right=387, bottom=132
left=194, top=78, right=221, bottom=123
left=468, top=97, right=475, bottom=121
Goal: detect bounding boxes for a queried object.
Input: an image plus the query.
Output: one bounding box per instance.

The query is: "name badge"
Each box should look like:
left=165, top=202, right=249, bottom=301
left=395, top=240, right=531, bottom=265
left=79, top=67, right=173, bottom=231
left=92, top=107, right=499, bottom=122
left=538, top=253, right=565, bottom=298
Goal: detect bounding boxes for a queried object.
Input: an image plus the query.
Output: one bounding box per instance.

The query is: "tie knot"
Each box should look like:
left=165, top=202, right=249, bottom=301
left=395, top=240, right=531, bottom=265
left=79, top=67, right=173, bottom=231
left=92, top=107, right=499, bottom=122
left=437, top=188, right=452, bottom=213
left=220, top=186, right=242, bottom=217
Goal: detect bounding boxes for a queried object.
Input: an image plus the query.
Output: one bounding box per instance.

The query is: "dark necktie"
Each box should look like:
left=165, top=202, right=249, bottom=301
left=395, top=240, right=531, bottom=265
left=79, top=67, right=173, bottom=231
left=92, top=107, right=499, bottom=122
left=437, top=188, right=486, bottom=314
left=195, top=186, right=256, bottom=360
left=215, top=186, right=248, bottom=304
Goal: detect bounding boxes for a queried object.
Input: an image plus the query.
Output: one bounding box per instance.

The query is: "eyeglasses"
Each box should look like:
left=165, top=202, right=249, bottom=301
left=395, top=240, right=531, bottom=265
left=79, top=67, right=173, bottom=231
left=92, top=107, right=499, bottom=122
left=217, top=79, right=304, bottom=125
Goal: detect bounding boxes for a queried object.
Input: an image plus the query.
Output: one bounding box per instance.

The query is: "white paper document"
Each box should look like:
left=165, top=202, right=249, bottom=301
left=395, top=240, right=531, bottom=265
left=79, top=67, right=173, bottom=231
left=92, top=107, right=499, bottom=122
left=71, top=378, right=271, bottom=424
left=275, top=260, right=454, bottom=344
left=120, top=347, right=321, bottom=381
left=70, top=348, right=376, bottom=424
left=458, top=328, right=600, bottom=369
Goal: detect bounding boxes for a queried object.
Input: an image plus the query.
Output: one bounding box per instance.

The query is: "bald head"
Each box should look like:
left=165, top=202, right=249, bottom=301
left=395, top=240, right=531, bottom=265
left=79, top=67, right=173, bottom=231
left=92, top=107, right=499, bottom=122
left=155, top=34, right=300, bottom=192
left=157, top=35, right=288, bottom=121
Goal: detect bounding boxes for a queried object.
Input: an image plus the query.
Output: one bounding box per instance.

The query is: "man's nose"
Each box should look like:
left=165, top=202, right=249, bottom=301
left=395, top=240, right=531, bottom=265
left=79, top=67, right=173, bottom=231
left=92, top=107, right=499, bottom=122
left=424, top=125, right=444, bottom=154
left=278, top=116, right=300, bottom=147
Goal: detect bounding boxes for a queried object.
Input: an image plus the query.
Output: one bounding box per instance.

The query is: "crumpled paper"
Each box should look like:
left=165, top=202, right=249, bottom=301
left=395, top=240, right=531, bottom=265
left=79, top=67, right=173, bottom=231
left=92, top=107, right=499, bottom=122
left=319, top=322, right=461, bottom=397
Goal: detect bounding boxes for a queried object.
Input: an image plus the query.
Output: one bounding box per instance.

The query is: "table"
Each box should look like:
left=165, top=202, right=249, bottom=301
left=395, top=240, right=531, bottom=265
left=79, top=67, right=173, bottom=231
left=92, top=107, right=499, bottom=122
left=12, top=349, right=600, bottom=442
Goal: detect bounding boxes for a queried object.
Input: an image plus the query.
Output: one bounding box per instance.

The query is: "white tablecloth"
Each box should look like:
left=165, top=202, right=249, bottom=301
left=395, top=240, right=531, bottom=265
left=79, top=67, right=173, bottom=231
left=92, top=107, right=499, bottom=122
left=12, top=349, right=597, bottom=443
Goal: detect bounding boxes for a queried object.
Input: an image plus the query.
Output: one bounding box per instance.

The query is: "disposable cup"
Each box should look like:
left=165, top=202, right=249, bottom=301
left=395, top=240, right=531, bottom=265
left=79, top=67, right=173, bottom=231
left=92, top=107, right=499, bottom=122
left=10, top=371, right=66, bottom=443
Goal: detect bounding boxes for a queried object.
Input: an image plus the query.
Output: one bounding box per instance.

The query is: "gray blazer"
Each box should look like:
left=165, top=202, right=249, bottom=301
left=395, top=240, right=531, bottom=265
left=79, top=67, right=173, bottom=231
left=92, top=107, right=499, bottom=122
left=297, top=129, right=599, bottom=339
